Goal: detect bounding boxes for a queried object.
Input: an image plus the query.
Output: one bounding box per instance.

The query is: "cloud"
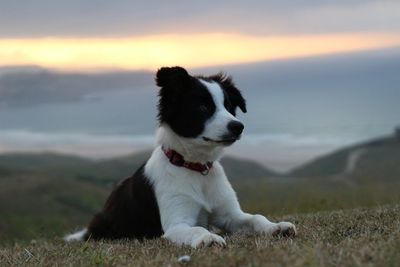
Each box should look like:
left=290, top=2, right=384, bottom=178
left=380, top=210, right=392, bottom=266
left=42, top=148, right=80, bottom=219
left=1, top=33, right=400, bottom=70
left=0, top=1, right=399, bottom=37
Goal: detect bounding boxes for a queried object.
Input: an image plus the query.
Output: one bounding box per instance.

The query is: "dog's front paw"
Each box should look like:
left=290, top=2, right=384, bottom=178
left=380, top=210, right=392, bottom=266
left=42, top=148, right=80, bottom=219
left=250, top=215, right=297, bottom=237
left=251, top=214, right=280, bottom=235
left=274, top=222, right=297, bottom=237
left=191, top=233, right=226, bottom=248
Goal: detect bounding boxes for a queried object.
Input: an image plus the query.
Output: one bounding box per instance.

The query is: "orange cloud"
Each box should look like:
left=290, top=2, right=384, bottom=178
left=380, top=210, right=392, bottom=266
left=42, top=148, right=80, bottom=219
left=1, top=33, right=399, bottom=71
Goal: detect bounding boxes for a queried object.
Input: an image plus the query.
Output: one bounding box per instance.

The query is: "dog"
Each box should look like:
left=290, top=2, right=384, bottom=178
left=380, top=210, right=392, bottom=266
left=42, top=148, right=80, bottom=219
left=64, top=66, right=297, bottom=248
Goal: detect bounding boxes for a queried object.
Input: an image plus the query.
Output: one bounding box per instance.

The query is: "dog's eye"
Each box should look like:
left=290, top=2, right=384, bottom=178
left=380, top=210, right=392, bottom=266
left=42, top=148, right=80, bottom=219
left=224, top=99, right=235, bottom=115
left=199, top=105, right=208, bottom=112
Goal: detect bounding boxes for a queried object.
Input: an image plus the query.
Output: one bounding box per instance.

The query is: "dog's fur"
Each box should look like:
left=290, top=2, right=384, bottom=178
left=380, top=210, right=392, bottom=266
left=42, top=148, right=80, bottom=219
left=65, top=66, right=296, bottom=248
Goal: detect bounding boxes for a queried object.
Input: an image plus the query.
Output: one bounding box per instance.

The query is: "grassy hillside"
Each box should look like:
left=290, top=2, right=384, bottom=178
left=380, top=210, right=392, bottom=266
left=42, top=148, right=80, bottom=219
left=1, top=205, right=399, bottom=267
left=0, top=172, right=107, bottom=241
left=0, top=153, right=94, bottom=176
left=289, top=135, right=400, bottom=181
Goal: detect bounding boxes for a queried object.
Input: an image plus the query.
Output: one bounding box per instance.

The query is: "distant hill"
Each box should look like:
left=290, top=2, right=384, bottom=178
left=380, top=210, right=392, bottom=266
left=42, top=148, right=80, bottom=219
left=220, top=156, right=279, bottom=181
left=0, top=152, right=93, bottom=173
left=0, top=151, right=277, bottom=183
left=289, top=134, right=400, bottom=182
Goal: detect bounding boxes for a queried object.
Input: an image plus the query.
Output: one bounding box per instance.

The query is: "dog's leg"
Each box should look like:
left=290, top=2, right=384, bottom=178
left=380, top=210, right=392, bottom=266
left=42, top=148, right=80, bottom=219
left=212, top=189, right=297, bottom=237
left=159, top=196, right=226, bottom=248
left=226, top=212, right=297, bottom=237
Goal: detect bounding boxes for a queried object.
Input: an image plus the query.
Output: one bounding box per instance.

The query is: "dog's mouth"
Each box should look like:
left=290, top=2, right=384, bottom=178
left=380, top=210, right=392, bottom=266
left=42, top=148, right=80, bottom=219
left=202, top=136, right=238, bottom=146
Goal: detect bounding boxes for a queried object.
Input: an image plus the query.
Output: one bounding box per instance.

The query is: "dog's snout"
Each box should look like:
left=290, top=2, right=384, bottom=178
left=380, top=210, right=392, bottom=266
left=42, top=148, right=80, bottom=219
left=227, top=121, right=244, bottom=136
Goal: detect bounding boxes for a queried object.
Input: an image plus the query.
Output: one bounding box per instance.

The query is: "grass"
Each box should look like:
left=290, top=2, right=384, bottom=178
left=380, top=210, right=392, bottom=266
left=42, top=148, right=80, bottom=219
left=1, top=147, right=399, bottom=266
left=236, top=180, right=400, bottom=216
left=1, top=204, right=399, bottom=267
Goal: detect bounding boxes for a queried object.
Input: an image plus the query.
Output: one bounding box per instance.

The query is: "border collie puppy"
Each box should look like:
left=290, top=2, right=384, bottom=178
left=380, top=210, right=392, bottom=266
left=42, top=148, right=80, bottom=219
left=65, top=66, right=296, bottom=248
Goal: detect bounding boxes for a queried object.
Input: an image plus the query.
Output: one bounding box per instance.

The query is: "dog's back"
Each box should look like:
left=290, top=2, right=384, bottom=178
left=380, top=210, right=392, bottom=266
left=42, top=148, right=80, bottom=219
left=65, top=164, right=163, bottom=241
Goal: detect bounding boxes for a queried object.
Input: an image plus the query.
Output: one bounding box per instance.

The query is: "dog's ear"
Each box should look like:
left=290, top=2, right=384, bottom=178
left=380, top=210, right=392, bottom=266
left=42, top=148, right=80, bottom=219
left=211, top=73, right=247, bottom=114
left=156, top=66, right=190, bottom=89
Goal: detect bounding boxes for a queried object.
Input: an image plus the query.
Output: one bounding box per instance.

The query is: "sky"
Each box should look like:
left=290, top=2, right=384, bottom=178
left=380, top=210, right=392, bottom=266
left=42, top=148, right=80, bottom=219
left=1, top=1, right=400, bottom=170
left=1, top=0, right=400, bottom=70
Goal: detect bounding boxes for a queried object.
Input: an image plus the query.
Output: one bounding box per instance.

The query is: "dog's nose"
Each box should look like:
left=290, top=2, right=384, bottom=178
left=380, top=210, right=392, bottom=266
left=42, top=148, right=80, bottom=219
left=227, top=121, right=244, bottom=136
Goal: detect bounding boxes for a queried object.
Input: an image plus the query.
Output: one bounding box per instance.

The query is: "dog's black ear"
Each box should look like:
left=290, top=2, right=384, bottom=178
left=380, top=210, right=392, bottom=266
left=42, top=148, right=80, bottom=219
left=211, top=73, right=247, bottom=114
left=156, top=66, right=190, bottom=88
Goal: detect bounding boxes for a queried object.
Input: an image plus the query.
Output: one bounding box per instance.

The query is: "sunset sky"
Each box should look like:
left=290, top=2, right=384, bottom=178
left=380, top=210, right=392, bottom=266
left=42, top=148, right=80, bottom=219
left=1, top=0, right=400, bottom=71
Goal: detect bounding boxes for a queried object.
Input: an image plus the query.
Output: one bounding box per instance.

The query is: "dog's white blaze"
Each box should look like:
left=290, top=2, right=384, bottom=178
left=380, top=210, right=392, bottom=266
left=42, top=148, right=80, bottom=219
left=200, top=79, right=237, bottom=118
left=199, top=80, right=239, bottom=141
left=200, top=80, right=225, bottom=110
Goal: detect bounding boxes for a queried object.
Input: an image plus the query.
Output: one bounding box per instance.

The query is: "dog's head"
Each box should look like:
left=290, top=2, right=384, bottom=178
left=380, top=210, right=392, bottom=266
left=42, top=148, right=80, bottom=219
left=156, top=66, right=246, bottom=147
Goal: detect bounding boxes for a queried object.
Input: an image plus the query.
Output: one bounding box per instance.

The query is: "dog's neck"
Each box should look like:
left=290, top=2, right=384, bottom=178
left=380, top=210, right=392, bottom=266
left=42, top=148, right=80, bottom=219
left=155, top=124, right=224, bottom=163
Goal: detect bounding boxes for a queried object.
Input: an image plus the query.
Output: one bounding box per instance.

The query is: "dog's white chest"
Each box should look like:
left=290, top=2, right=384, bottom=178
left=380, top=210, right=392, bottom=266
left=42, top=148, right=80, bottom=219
left=144, top=147, right=231, bottom=229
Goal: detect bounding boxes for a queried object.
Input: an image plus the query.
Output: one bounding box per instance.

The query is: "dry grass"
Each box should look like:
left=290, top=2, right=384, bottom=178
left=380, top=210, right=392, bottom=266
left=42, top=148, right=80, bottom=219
left=1, top=204, right=399, bottom=267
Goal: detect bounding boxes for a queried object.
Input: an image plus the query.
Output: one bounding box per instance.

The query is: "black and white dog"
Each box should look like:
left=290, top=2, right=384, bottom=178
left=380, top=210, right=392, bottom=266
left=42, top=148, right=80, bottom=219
left=65, top=66, right=296, bottom=248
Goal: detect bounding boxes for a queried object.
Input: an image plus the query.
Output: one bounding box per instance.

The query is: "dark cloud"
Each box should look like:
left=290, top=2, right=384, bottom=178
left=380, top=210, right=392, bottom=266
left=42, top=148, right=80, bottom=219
left=0, top=0, right=399, bottom=37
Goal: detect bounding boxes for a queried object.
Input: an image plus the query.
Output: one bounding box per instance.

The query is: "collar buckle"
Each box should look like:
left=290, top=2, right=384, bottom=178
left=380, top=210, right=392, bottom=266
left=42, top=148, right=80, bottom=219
left=201, top=165, right=210, bottom=176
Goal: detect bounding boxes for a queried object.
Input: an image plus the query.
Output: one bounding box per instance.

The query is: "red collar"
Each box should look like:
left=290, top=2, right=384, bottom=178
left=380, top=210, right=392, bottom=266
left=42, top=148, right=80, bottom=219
left=162, top=146, right=213, bottom=175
